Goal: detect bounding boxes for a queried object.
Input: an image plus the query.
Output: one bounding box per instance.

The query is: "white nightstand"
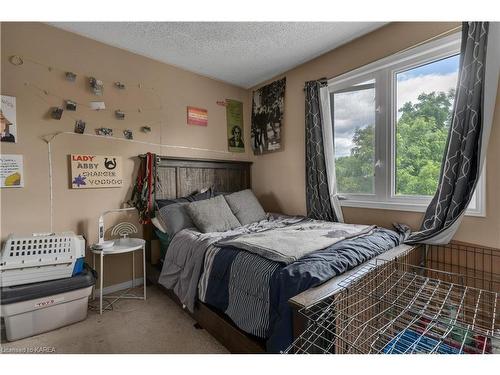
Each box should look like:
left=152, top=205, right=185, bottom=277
left=90, top=238, right=146, bottom=314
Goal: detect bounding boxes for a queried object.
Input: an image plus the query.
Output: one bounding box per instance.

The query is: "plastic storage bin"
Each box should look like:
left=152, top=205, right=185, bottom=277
left=0, top=266, right=96, bottom=341
left=0, top=232, right=86, bottom=287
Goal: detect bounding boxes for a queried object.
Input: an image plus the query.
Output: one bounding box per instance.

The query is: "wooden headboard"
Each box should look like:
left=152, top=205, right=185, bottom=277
left=154, top=156, right=252, bottom=201
left=143, top=156, right=252, bottom=263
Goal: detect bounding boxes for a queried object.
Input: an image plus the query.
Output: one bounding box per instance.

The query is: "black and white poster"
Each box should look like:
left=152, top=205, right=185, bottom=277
left=251, top=77, right=285, bottom=155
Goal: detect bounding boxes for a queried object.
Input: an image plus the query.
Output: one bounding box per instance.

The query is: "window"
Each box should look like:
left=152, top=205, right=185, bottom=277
left=328, top=33, right=484, bottom=216
left=395, top=55, right=459, bottom=197
left=333, top=80, right=375, bottom=194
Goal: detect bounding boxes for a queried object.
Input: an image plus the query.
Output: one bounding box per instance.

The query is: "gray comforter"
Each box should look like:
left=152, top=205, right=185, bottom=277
left=158, top=214, right=304, bottom=311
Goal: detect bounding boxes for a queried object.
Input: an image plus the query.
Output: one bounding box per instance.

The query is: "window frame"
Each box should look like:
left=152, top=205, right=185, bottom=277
left=327, top=32, right=485, bottom=217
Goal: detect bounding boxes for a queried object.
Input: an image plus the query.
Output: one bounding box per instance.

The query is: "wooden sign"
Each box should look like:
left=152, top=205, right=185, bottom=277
left=70, top=154, right=123, bottom=189
left=187, top=106, right=208, bottom=126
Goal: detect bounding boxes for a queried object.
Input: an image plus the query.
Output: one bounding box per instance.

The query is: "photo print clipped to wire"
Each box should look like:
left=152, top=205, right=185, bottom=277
left=123, top=129, right=133, bottom=140
left=96, top=127, right=113, bottom=136
left=74, top=120, right=86, bottom=134
left=65, top=72, right=77, bottom=82
left=115, top=110, right=125, bottom=120
left=65, top=100, right=77, bottom=111
left=50, top=107, right=64, bottom=120
left=89, top=77, right=104, bottom=96
left=90, top=101, right=106, bottom=111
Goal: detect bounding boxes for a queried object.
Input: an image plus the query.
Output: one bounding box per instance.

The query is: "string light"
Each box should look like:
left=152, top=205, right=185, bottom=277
left=12, top=53, right=164, bottom=111
left=13, top=54, right=159, bottom=93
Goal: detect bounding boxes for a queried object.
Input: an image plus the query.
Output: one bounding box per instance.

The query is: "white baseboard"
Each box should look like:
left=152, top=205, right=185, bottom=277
left=93, top=277, right=144, bottom=296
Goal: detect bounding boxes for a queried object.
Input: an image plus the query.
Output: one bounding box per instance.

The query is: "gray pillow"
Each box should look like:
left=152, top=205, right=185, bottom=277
left=224, top=189, right=266, bottom=225
left=186, top=195, right=241, bottom=233
left=158, top=202, right=195, bottom=237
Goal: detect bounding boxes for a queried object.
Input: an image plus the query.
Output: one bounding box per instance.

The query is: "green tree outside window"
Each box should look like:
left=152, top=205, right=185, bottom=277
left=335, top=90, right=454, bottom=196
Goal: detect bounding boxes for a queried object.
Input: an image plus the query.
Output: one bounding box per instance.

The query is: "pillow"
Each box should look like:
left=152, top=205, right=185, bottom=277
left=158, top=202, right=196, bottom=237
left=224, top=189, right=266, bottom=225
left=186, top=195, right=241, bottom=233
left=190, top=187, right=214, bottom=201
left=156, top=187, right=214, bottom=209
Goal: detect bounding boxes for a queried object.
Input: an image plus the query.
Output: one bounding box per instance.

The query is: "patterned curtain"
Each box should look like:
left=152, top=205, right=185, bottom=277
left=408, top=22, right=490, bottom=244
left=305, top=80, right=339, bottom=222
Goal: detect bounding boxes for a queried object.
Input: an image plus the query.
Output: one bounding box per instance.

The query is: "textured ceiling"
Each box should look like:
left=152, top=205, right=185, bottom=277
left=50, top=22, right=386, bottom=88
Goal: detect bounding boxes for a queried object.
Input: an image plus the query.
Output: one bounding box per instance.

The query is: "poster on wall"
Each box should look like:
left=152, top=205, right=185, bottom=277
left=187, top=106, right=208, bottom=126
left=70, top=154, right=123, bottom=189
left=1, top=95, right=17, bottom=143
left=0, top=154, right=24, bottom=188
left=251, top=77, right=286, bottom=155
left=226, top=99, right=244, bottom=153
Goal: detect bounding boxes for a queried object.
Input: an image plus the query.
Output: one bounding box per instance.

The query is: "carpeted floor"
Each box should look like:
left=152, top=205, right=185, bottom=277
left=0, top=285, right=228, bottom=354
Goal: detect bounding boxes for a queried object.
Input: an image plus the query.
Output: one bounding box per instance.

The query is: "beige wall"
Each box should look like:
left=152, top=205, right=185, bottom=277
left=0, top=22, right=250, bottom=286
left=250, top=22, right=500, bottom=249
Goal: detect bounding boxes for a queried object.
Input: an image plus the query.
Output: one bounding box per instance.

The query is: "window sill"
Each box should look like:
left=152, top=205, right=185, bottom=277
left=339, top=199, right=485, bottom=218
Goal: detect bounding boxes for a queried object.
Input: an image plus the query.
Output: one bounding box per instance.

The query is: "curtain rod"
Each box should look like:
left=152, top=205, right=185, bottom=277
left=307, top=24, right=463, bottom=86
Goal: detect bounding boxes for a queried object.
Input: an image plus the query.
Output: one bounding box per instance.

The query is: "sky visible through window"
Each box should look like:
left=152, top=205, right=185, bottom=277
left=396, top=54, right=459, bottom=119
left=332, top=55, right=459, bottom=159
left=333, top=83, right=375, bottom=159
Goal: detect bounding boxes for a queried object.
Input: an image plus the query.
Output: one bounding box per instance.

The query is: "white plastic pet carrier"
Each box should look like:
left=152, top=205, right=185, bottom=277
left=0, top=232, right=85, bottom=287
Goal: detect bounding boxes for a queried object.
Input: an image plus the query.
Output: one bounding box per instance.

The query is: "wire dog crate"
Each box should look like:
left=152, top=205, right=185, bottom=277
left=286, top=258, right=500, bottom=354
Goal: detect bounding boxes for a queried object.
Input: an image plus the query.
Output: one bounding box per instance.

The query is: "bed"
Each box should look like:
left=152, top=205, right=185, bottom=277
left=142, top=156, right=419, bottom=353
